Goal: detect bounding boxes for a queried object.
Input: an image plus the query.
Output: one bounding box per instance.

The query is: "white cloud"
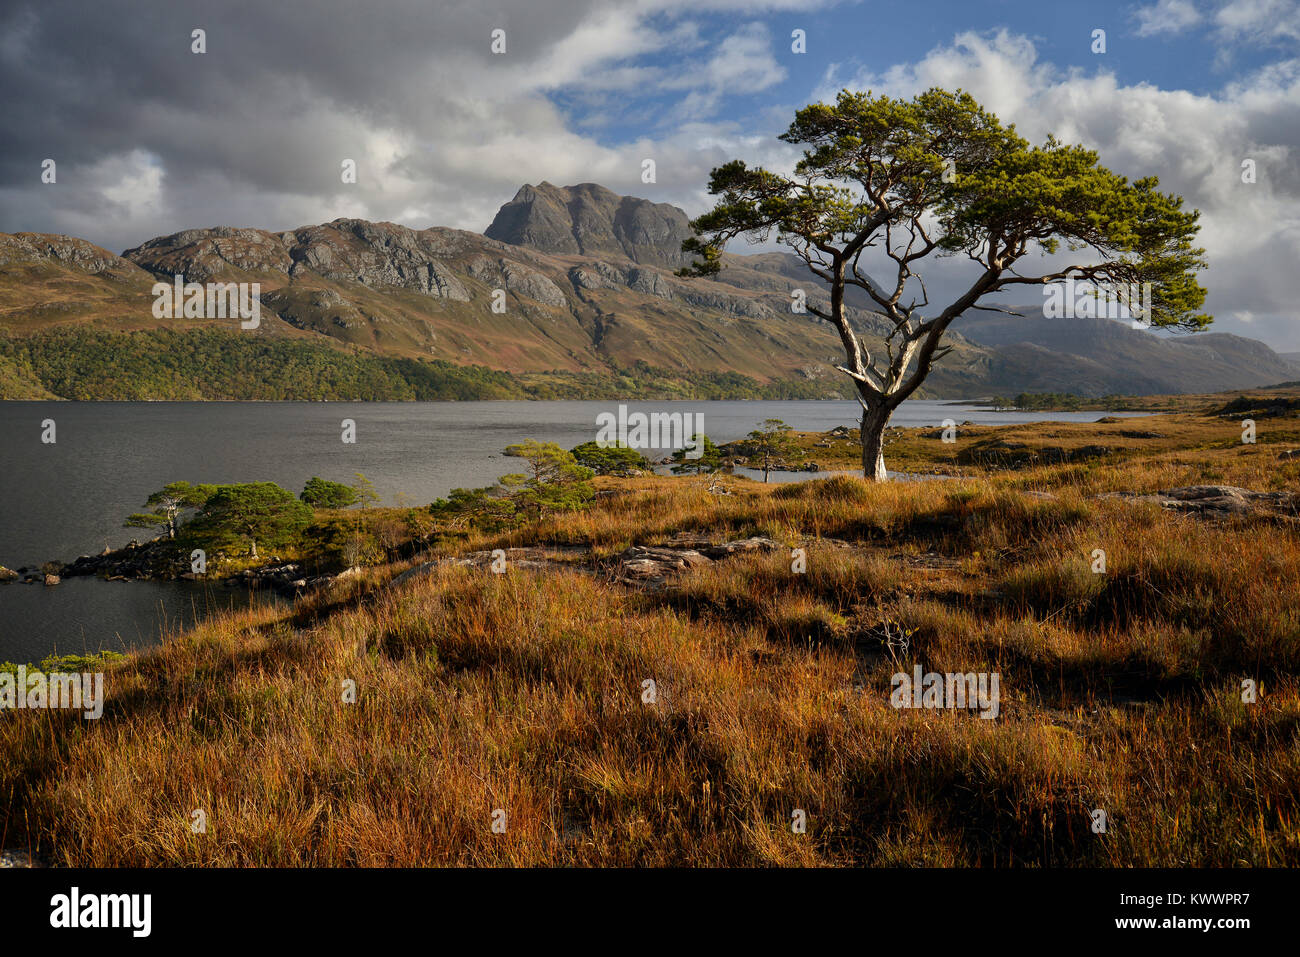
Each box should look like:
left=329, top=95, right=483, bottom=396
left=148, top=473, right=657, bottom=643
left=668, top=22, right=787, bottom=121
left=707, top=22, right=786, bottom=89
left=1214, top=0, right=1300, bottom=43
left=1135, top=0, right=1203, bottom=37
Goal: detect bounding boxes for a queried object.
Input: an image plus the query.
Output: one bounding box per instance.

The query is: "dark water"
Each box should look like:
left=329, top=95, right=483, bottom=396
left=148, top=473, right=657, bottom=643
left=0, top=400, right=1146, bottom=661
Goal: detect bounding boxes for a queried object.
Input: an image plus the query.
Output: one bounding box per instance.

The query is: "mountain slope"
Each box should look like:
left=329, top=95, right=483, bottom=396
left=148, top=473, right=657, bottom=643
left=113, top=217, right=899, bottom=385
left=2, top=193, right=990, bottom=396
left=958, top=312, right=1300, bottom=394
left=1, top=183, right=1295, bottom=401
left=0, top=233, right=158, bottom=331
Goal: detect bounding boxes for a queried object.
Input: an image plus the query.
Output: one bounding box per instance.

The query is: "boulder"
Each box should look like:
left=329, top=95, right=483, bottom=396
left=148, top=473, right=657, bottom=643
left=613, top=546, right=710, bottom=586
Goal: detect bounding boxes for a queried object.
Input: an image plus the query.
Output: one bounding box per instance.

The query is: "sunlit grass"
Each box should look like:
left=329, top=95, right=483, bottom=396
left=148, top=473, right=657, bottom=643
left=4, top=403, right=1299, bottom=866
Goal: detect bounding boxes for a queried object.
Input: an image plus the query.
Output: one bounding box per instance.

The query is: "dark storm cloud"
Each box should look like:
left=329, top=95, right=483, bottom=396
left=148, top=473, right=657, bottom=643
left=0, top=0, right=656, bottom=249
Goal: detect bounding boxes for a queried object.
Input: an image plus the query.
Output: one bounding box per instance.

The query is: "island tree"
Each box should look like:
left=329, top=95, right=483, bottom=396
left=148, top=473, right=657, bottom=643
left=680, top=88, right=1208, bottom=480
left=191, top=482, right=312, bottom=560
left=300, top=476, right=359, bottom=509
left=125, top=481, right=216, bottom=539
left=670, top=434, right=723, bottom=474
left=351, top=472, right=380, bottom=509
left=746, top=419, right=804, bottom=482
left=502, top=440, right=595, bottom=520
left=571, top=441, right=651, bottom=476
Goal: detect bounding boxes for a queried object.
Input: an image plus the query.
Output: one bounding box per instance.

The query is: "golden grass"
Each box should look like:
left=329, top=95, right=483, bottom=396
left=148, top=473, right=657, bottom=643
left=3, top=405, right=1300, bottom=866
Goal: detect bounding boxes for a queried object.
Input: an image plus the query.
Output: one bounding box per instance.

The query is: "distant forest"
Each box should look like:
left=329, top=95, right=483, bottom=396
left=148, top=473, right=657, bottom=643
left=0, top=328, right=851, bottom=401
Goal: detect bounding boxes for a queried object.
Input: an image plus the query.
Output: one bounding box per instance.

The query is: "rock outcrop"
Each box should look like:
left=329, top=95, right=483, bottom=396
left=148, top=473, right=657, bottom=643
left=389, top=537, right=786, bottom=592
left=0, top=232, right=149, bottom=281
left=123, top=226, right=294, bottom=281
left=281, top=220, right=471, bottom=301
left=125, top=220, right=475, bottom=301
left=1105, top=485, right=1300, bottom=521
left=466, top=255, right=566, bottom=307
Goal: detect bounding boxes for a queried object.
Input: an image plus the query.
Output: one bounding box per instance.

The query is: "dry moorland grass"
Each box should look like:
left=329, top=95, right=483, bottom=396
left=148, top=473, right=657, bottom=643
left=2, top=402, right=1299, bottom=866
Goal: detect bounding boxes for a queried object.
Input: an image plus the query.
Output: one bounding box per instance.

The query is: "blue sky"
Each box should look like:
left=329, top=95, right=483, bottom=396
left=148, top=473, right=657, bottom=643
left=558, top=0, right=1270, bottom=141
left=2, top=0, right=1298, bottom=348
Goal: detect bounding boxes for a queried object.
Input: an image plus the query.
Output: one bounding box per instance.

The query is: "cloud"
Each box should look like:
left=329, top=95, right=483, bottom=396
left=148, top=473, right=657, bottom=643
left=670, top=22, right=787, bottom=121
left=1214, top=0, right=1300, bottom=44
left=1131, top=1, right=1300, bottom=45
left=1135, top=0, right=1204, bottom=37
left=0, top=0, right=826, bottom=251
left=813, top=29, right=1300, bottom=347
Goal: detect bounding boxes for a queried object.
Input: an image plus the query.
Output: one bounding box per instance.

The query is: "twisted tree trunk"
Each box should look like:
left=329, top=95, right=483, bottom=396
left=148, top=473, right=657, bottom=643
left=860, top=399, right=892, bottom=482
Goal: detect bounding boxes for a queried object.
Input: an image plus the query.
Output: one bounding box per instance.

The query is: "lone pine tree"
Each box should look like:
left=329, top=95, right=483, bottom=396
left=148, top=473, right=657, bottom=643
left=680, top=87, right=1208, bottom=480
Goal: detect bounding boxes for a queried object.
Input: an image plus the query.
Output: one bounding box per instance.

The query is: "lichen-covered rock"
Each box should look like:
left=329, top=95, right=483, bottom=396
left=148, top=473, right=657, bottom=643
left=1105, top=485, right=1299, bottom=520
left=466, top=255, right=567, bottom=306
left=281, top=220, right=471, bottom=301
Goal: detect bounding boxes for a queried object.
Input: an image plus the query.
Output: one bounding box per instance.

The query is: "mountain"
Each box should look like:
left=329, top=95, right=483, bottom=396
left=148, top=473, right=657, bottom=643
left=485, top=182, right=693, bottom=269
left=0, top=183, right=1295, bottom=400
left=112, top=217, right=910, bottom=384
left=956, top=312, right=1300, bottom=395
left=1, top=187, right=990, bottom=397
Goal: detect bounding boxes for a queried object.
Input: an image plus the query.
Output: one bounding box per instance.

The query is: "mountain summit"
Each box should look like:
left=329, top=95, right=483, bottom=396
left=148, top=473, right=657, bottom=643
left=485, top=182, right=693, bottom=269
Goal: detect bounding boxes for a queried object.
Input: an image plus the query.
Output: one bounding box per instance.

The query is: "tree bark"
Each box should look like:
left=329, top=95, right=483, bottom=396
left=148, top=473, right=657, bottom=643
left=860, top=400, right=892, bottom=482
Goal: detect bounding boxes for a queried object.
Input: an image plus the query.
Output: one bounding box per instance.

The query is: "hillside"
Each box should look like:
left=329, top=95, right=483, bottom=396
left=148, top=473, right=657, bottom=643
left=1, top=216, right=962, bottom=399
left=0, top=184, right=1295, bottom=400
left=958, top=312, right=1300, bottom=395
